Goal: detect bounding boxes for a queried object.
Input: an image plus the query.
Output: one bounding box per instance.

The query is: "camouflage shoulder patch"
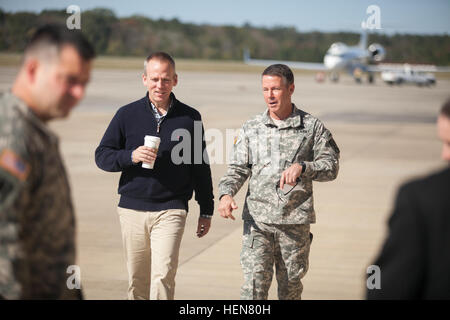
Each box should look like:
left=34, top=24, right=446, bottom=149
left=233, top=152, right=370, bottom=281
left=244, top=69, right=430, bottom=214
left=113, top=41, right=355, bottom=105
left=328, top=138, right=340, bottom=154
left=0, top=149, right=30, bottom=181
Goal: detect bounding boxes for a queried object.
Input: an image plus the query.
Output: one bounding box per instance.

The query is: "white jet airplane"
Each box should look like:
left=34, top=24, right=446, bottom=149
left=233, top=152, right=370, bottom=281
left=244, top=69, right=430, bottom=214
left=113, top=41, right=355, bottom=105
left=244, top=32, right=450, bottom=84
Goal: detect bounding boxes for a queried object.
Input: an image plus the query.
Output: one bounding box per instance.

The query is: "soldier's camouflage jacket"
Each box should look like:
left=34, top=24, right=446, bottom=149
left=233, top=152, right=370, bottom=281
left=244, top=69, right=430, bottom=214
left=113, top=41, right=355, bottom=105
left=218, top=104, right=340, bottom=224
left=0, top=92, right=80, bottom=299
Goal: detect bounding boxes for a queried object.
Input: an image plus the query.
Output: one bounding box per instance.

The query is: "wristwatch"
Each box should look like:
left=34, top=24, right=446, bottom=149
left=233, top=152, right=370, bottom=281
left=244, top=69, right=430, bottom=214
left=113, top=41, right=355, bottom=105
left=200, top=214, right=212, bottom=219
left=300, top=162, right=306, bottom=174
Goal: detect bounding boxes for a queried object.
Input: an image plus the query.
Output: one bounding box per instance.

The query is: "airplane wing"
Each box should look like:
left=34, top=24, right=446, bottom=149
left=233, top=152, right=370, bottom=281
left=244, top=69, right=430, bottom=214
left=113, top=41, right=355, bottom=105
left=244, top=49, right=327, bottom=71
left=245, top=58, right=328, bottom=71
left=366, top=65, right=384, bottom=72
left=433, top=66, right=450, bottom=72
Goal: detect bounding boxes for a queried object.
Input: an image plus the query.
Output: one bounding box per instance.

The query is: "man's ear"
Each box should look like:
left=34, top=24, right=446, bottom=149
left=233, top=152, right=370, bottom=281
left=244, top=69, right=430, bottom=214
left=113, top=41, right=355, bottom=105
left=289, top=83, right=295, bottom=95
left=24, top=58, right=39, bottom=84
left=173, top=73, right=178, bottom=87
left=142, top=73, right=147, bottom=86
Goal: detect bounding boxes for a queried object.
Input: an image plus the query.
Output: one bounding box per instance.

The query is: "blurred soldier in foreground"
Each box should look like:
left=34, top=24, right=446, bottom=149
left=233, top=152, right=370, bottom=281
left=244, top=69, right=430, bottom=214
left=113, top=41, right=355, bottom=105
left=0, top=24, right=95, bottom=299
left=218, top=64, right=340, bottom=299
left=367, top=99, right=450, bottom=300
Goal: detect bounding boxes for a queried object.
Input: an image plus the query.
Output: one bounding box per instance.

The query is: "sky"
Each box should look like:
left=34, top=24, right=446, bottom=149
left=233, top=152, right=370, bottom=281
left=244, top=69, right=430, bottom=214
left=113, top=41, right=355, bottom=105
left=0, top=0, right=449, bottom=35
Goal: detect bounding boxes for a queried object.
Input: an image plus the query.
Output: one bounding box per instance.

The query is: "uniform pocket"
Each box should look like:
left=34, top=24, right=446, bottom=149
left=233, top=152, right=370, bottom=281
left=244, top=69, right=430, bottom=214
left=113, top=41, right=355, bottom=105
left=241, top=234, right=267, bottom=273
left=253, top=159, right=271, bottom=177
left=288, top=135, right=308, bottom=163
left=242, top=234, right=254, bottom=248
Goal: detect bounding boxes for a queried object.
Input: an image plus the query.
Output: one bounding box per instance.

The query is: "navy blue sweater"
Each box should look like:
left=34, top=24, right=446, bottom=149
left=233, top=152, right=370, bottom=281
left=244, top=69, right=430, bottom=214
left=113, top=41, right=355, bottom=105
left=95, top=93, right=214, bottom=216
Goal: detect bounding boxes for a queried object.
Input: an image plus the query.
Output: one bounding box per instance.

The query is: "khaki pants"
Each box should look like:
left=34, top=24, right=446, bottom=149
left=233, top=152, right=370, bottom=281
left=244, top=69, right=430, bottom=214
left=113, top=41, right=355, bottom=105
left=117, top=207, right=187, bottom=300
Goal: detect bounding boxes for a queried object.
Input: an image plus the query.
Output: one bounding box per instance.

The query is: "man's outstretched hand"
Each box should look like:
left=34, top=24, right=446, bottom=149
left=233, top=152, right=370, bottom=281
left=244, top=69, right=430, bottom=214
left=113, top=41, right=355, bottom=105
left=218, top=195, right=238, bottom=221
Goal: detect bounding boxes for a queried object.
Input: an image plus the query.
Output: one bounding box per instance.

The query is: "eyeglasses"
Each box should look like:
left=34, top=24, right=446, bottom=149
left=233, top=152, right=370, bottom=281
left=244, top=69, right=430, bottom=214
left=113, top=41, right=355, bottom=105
left=275, top=177, right=301, bottom=202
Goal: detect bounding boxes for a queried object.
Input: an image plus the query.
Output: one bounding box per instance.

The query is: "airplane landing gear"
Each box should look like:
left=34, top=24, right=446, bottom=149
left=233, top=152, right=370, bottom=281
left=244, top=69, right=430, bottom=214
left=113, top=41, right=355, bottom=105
left=330, top=72, right=339, bottom=82
left=353, top=68, right=363, bottom=84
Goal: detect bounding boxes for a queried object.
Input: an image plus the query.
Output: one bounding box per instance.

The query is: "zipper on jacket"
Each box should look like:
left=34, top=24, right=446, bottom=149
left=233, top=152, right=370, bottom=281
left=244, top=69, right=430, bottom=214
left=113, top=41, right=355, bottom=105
left=151, top=96, right=174, bottom=135
left=156, top=106, right=171, bottom=134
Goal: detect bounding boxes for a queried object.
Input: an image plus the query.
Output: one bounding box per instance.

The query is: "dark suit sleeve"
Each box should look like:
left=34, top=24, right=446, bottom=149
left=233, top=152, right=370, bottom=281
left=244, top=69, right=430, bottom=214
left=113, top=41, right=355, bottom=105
left=192, top=117, right=214, bottom=216
left=95, top=110, right=134, bottom=172
left=367, top=183, right=425, bottom=299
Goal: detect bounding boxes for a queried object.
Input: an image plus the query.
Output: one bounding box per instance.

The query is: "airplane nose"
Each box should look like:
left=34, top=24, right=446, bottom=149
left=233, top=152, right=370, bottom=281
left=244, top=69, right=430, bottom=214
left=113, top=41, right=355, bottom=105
left=324, top=55, right=343, bottom=70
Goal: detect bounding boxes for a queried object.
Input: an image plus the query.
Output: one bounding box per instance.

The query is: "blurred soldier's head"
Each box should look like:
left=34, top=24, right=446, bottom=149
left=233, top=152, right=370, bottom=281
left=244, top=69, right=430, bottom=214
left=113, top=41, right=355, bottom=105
left=12, top=24, right=95, bottom=122
left=142, top=52, right=178, bottom=108
left=438, top=99, right=450, bottom=163
left=262, top=64, right=295, bottom=120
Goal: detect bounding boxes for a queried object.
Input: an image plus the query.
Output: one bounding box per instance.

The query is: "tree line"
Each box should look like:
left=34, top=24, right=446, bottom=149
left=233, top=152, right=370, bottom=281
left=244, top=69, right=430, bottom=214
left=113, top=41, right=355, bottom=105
left=0, top=8, right=449, bottom=65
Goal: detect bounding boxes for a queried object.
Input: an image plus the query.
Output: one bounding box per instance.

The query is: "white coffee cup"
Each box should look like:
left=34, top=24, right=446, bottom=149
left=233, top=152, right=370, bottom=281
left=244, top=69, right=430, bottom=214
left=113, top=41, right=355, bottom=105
left=142, top=135, right=161, bottom=169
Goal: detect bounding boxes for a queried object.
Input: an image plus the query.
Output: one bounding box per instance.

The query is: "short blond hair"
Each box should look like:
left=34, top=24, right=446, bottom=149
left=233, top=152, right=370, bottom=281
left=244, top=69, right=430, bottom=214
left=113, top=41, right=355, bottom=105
left=143, top=52, right=175, bottom=75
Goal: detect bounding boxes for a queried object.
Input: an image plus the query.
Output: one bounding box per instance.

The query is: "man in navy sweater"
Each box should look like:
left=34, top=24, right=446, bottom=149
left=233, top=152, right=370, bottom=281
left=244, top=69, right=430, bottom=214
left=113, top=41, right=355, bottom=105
left=95, top=52, right=214, bottom=300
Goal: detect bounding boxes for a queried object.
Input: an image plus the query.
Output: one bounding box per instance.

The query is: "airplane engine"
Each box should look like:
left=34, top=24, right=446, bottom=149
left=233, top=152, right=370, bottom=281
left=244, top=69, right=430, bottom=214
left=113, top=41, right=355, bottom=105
left=368, top=43, right=385, bottom=62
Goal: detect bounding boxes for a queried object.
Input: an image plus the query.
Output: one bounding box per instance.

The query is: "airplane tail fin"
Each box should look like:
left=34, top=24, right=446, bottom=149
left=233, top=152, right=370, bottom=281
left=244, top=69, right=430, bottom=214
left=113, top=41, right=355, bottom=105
left=359, top=29, right=368, bottom=49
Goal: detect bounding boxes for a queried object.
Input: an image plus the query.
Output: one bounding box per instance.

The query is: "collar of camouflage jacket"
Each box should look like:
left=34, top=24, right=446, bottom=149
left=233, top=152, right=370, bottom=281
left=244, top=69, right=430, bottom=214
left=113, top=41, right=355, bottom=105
left=263, top=103, right=304, bottom=129
left=6, top=91, right=59, bottom=145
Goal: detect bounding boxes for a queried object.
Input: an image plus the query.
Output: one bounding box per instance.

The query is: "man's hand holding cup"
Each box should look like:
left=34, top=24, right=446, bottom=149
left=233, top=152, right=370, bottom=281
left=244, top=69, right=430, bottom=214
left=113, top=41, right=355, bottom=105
left=133, top=135, right=161, bottom=169
left=132, top=145, right=157, bottom=164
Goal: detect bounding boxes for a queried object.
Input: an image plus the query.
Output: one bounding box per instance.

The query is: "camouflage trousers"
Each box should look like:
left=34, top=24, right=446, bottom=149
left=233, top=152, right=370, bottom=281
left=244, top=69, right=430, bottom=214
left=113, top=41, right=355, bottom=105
left=240, top=219, right=312, bottom=300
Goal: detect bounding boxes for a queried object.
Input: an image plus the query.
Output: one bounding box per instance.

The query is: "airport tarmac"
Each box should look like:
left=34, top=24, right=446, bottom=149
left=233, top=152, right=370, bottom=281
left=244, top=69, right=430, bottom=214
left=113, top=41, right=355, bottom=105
left=1, top=66, right=449, bottom=300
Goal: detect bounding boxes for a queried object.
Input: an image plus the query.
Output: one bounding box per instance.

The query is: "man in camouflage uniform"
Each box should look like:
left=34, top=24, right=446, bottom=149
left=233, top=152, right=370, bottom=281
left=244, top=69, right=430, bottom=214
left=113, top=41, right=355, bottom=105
left=218, top=64, right=340, bottom=300
left=0, top=25, right=95, bottom=299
